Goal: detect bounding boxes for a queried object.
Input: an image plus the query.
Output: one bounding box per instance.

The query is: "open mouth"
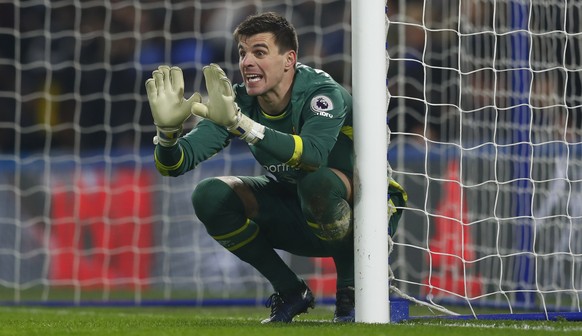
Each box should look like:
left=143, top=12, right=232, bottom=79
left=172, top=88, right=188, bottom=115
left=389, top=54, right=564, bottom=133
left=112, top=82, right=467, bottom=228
left=246, top=74, right=263, bottom=83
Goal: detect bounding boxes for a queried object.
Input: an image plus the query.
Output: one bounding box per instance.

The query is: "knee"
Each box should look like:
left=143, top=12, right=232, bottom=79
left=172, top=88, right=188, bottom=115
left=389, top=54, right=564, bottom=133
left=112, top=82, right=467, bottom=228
left=297, top=168, right=344, bottom=202
left=297, top=168, right=348, bottom=214
left=191, top=177, right=239, bottom=224
left=297, top=169, right=353, bottom=241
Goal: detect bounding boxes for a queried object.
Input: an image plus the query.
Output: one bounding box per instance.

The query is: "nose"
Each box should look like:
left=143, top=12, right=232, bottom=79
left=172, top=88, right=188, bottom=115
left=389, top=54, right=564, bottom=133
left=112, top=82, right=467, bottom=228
left=241, top=54, right=254, bottom=67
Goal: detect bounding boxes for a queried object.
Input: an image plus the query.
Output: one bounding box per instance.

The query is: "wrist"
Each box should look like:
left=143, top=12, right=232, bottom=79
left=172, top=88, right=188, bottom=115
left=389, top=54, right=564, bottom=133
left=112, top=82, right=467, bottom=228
left=153, top=125, right=183, bottom=147
left=226, top=112, right=265, bottom=145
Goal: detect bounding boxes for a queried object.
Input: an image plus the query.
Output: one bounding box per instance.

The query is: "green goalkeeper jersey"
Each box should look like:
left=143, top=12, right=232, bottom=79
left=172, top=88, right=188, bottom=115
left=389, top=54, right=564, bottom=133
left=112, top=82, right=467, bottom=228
left=154, top=63, right=354, bottom=183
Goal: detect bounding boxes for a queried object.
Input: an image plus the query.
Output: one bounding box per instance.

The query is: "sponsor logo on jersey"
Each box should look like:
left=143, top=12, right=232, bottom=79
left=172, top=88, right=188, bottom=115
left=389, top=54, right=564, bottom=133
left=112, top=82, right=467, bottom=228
left=262, top=163, right=301, bottom=183
left=263, top=163, right=295, bottom=173
left=310, top=95, right=334, bottom=118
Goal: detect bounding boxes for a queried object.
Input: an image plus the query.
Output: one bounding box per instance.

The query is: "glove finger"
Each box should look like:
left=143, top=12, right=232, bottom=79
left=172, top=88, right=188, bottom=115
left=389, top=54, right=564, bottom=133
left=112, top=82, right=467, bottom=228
left=186, top=92, right=202, bottom=104
left=152, top=69, right=164, bottom=96
left=209, top=63, right=227, bottom=77
left=202, top=64, right=220, bottom=92
left=191, top=102, right=209, bottom=118
left=204, top=64, right=233, bottom=97
left=218, top=77, right=234, bottom=97
left=170, top=67, right=184, bottom=96
left=145, top=78, right=157, bottom=101
left=213, top=64, right=233, bottom=97
left=210, top=63, right=229, bottom=87
left=203, top=63, right=223, bottom=74
left=158, top=65, right=172, bottom=93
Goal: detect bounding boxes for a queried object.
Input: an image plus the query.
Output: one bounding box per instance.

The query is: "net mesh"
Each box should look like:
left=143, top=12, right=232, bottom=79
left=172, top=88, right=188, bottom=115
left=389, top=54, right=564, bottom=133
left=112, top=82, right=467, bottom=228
left=2, top=0, right=582, bottom=318
left=0, top=0, right=351, bottom=304
left=388, top=0, right=582, bottom=315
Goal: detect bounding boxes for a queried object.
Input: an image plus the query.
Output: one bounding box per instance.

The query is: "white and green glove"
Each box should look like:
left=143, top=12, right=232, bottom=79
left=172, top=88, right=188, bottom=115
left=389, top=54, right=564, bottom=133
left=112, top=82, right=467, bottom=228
left=191, top=63, right=265, bottom=145
left=145, top=65, right=201, bottom=147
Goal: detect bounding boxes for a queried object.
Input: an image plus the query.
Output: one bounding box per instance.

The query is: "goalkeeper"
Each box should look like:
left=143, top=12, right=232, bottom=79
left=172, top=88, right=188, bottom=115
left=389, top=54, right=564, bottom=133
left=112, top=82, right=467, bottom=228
left=145, top=12, right=406, bottom=323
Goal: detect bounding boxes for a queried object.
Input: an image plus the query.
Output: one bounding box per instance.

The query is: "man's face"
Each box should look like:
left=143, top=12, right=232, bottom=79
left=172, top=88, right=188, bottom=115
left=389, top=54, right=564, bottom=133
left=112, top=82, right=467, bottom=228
left=237, top=32, right=292, bottom=97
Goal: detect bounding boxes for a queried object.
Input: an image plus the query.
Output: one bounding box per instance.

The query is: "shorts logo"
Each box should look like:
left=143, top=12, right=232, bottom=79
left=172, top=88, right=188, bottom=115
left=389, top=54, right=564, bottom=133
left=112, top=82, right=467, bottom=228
left=310, top=95, right=334, bottom=118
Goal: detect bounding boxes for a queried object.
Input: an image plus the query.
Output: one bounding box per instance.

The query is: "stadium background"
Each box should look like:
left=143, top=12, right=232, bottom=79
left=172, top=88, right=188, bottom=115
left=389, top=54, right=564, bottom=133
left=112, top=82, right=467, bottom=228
left=1, top=0, right=582, bottom=316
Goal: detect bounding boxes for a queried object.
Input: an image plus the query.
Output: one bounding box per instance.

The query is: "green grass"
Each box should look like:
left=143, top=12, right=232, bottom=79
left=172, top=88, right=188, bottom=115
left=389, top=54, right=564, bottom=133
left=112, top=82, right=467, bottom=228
left=1, top=306, right=582, bottom=336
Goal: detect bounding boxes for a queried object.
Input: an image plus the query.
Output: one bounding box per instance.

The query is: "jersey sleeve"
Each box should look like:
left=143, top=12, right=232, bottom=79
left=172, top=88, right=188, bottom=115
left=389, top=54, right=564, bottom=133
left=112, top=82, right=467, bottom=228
left=256, top=87, right=347, bottom=171
left=154, top=119, right=231, bottom=176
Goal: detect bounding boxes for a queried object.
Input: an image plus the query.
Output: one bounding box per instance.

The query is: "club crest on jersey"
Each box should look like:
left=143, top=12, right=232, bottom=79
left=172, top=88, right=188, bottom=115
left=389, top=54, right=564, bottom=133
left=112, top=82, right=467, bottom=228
left=310, top=95, right=334, bottom=118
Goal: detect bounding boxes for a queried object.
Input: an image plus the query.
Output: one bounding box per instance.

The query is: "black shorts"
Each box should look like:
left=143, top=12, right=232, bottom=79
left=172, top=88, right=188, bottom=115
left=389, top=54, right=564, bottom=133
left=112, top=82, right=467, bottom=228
left=237, top=175, right=353, bottom=258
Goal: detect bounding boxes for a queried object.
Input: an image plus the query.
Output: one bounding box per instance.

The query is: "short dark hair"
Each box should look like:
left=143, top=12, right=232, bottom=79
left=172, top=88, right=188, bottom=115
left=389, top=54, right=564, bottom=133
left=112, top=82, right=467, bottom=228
left=233, top=12, right=298, bottom=54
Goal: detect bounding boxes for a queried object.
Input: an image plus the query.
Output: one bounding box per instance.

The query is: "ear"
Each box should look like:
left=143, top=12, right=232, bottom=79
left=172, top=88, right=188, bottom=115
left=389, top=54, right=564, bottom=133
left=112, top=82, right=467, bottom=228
left=284, top=50, right=297, bottom=70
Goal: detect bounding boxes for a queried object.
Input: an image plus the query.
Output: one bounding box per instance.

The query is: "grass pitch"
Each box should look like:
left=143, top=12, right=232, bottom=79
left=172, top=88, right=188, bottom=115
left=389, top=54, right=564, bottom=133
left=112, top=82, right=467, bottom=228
left=1, top=305, right=581, bottom=336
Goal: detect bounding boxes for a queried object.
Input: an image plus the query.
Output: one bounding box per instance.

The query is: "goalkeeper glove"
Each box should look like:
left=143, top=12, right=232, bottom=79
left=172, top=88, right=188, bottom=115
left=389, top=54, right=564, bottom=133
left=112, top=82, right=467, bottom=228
left=191, top=63, right=265, bottom=145
left=145, top=65, right=201, bottom=147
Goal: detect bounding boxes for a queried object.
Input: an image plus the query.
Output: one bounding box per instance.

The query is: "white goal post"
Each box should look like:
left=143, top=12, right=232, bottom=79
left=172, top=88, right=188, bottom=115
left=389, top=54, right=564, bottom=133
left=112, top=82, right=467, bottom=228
left=352, top=0, right=390, bottom=324
left=1, top=0, right=582, bottom=322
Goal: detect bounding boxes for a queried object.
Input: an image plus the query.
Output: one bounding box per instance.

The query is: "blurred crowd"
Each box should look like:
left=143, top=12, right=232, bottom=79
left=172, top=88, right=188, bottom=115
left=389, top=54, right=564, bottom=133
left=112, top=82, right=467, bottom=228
left=1, top=0, right=581, bottom=156
left=0, top=0, right=350, bottom=155
left=387, top=0, right=582, bottom=146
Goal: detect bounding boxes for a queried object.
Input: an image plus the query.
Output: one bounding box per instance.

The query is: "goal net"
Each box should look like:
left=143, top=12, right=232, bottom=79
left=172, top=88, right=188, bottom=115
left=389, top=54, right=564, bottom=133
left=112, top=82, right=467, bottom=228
left=1, top=0, right=581, bottom=319
left=387, top=0, right=582, bottom=317
left=0, top=0, right=351, bottom=305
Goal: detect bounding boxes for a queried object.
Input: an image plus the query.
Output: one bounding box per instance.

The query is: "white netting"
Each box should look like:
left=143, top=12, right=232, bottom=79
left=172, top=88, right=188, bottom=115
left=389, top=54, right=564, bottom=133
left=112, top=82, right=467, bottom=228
left=0, top=0, right=351, bottom=304
left=387, top=0, right=582, bottom=316
left=2, top=0, right=582, bottom=319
